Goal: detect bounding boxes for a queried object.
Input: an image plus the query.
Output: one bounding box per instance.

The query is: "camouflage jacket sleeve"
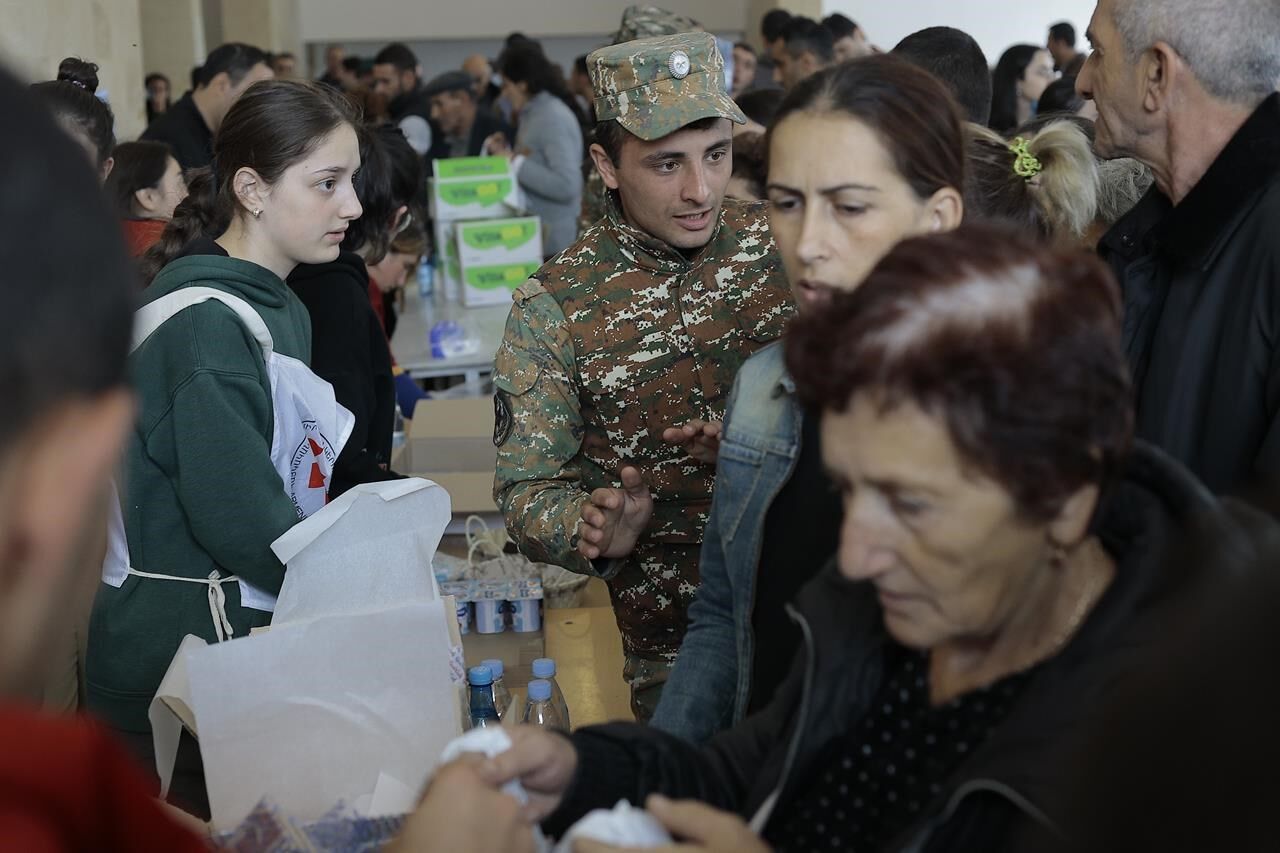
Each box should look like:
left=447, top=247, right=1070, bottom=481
left=492, top=280, right=596, bottom=575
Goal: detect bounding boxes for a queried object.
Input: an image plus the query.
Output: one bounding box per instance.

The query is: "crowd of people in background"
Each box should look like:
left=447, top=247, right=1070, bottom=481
left=4, top=0, right=1280, bottom=849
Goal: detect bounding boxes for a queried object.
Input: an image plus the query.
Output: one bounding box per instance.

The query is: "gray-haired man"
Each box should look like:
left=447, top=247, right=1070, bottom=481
left=1080, top=0, right=1280, bottom=493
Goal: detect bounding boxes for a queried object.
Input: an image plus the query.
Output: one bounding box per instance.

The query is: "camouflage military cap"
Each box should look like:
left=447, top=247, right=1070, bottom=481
left=589, top=32, right=746, bottom=142
left=612, top=5, right=699, bottom=45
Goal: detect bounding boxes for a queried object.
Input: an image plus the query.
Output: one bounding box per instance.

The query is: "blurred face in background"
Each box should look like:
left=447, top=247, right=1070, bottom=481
left=463, top=55, right=493, bottom=99
left=732, top=45, right=757, bottom=92
left=146, top=76, right=169, bottom=107
left=833, top=28, right=871, bottom=62
left=134, top=155, right=188, bottom=220
left=368, top=249, right=421, bottom=294
left=271, top=55, right=297, bottom=79
left=372, top=64, right=415, bottom=101
left=500, top=76, right=531, bottom=114
left=326, top=45, right=345, bottom=75
left=430, top=90, right=475, bottom=138
left=1020, top=49, right=1058, bottom=105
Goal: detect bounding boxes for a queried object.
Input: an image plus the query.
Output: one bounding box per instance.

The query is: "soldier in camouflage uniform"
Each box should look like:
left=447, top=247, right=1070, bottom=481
left=578, top=6, right=702, bottom=236
left=493, top=32, right=794, bottom=721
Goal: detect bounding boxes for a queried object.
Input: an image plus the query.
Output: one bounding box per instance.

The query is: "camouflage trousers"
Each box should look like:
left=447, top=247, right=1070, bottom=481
left=623, top=652, right=674, bottom=723
left=606, top=542, right=700, bottom=722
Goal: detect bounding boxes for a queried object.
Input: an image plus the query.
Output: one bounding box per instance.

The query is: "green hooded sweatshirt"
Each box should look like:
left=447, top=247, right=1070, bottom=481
left=87, top=251, right=312, bottom=733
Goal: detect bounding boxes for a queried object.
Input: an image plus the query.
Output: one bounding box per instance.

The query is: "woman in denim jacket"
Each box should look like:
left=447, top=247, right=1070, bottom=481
left=652, top=57, right=967, bottom=741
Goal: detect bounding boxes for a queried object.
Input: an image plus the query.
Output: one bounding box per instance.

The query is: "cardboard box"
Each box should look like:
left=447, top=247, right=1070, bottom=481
left=461, top=260, right=542, bottom=307
left=397, top=397, right=498, bottom=514
left=455, top=217, right=543, bottom=308
left=456, top=216, right=541, bottom=265
left=429, top=156, right=522, bottom=221
left=432, top=218, right=462, bottom=303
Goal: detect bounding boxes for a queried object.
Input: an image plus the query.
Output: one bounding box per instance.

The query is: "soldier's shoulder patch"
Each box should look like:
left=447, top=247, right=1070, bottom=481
left=493, top=391, right=515, bottom=447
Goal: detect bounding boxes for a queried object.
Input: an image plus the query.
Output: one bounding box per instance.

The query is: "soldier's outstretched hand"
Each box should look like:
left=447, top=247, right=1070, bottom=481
left=662, top=419, right=723, bottom=465
left=576, top=466, right=653, bottom=560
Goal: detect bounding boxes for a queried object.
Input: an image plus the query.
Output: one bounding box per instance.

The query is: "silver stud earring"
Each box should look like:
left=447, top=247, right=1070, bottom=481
left=252, top=209, right=262, bottom=219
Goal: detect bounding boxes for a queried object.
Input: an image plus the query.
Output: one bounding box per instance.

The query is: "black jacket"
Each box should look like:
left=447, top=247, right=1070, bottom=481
left=141, top=92, right=213, bottom=172
left=287, top=252, right=401, bottom=497
left=427, top=108, right=512, bottom=161
left=1099, top=94, right=1280, bottom=495
left=547, top=442, right=1259, bottom=851
left=460, top=110, right=513, bottom=158
left=387, top=86, right=447, bottom=170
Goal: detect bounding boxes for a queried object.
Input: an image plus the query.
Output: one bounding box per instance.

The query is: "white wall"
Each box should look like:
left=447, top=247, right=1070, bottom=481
left=141, top=0, right=206, bottom=103
left=297, top=0, right=752, bottom=43
left=824, top=0, right=1098, bottom=67
left=0, top=0, right=147, bottom=138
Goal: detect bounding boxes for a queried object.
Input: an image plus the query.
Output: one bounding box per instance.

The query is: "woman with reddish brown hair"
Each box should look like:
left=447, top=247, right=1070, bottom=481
left=460, top=225, right=1241, bottom=852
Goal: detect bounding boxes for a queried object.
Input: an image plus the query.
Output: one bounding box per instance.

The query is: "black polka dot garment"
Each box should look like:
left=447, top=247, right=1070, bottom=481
left=768, top=650, right=1038, bottom=853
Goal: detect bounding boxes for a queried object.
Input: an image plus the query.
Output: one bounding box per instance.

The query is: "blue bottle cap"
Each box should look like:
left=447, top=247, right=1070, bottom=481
left=481, top=658, right=505, bottom=679
left=527, top=679, right=552, bottom=702
left=532, top=658, right=556, bottom=678
left=468, top=665, right=493, bottom=686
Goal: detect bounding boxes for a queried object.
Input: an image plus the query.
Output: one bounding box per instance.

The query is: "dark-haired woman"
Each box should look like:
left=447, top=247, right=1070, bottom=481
left=88, top=79, right=361, bottom=814
left=106, top=141, right=189, bottom=257
left=287, top=124, right=422, bottom=496
left=990, top=44, right=1058, bottom=133
left=486, top=43, right=585, bottom=255
left=472, top=224, right=1234, bottom=852
left=31, top=58, right=115, bottom=182
left=654, top=55, right=964, bottom=744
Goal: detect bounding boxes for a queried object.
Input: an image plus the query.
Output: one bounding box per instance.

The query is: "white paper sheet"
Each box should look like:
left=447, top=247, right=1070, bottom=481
left=367, top=772, right=419, bottom=818
left=148, top=634, right=207, bottom=796
left=149, top=475, right=460, bottom=832
left=186, top=602, right=458, bottom=831
left=270, top=479, right=450, bottom=624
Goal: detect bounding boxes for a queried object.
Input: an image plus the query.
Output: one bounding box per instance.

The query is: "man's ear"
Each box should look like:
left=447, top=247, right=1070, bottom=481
left=99, top=156, right=115, bottom=184
left=207, top=70, right=231, bottom=97
left=1143, top=41, right=1177, bottom=114
left=589, top=142, right=620, bottom=190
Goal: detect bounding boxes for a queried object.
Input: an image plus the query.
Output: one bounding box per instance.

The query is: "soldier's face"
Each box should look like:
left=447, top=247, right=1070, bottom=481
left=596, top=119, right=734, bottom=251
left=766, top=112, right=962, bottom=313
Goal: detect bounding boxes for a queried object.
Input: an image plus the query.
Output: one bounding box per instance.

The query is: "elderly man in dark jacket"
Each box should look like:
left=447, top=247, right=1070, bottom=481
left=1079, top=0, right=1280, bottom=494
left=422, top=70, right=513, bottom=159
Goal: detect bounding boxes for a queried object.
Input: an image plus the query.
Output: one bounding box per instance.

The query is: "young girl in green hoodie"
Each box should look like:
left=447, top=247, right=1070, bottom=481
left=87, top=79, right=363, bottom=815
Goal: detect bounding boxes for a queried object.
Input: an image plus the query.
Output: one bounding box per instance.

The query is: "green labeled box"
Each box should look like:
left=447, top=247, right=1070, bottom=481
left=456, top=217, right=542, bottom=265
left=429, top=156, right=522, bottom=221
left=432, top=219, right=462, bottom=303
left=455, top=216, right=543, bottom=307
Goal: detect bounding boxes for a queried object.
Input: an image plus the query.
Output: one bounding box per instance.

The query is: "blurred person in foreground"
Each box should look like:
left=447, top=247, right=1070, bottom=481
left=0, top=60, right=208, bottom=852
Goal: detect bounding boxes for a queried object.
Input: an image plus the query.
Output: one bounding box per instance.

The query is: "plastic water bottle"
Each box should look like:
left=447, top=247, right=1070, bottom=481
left=521, top=680, right=567, bottom=731
left=532, top=658, right=570, bottom=730
left=468, top=665, right=500, bottom=729
left=481, top=658, right=513, bottom=719
left=416, top=254, right=434, bottom=298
